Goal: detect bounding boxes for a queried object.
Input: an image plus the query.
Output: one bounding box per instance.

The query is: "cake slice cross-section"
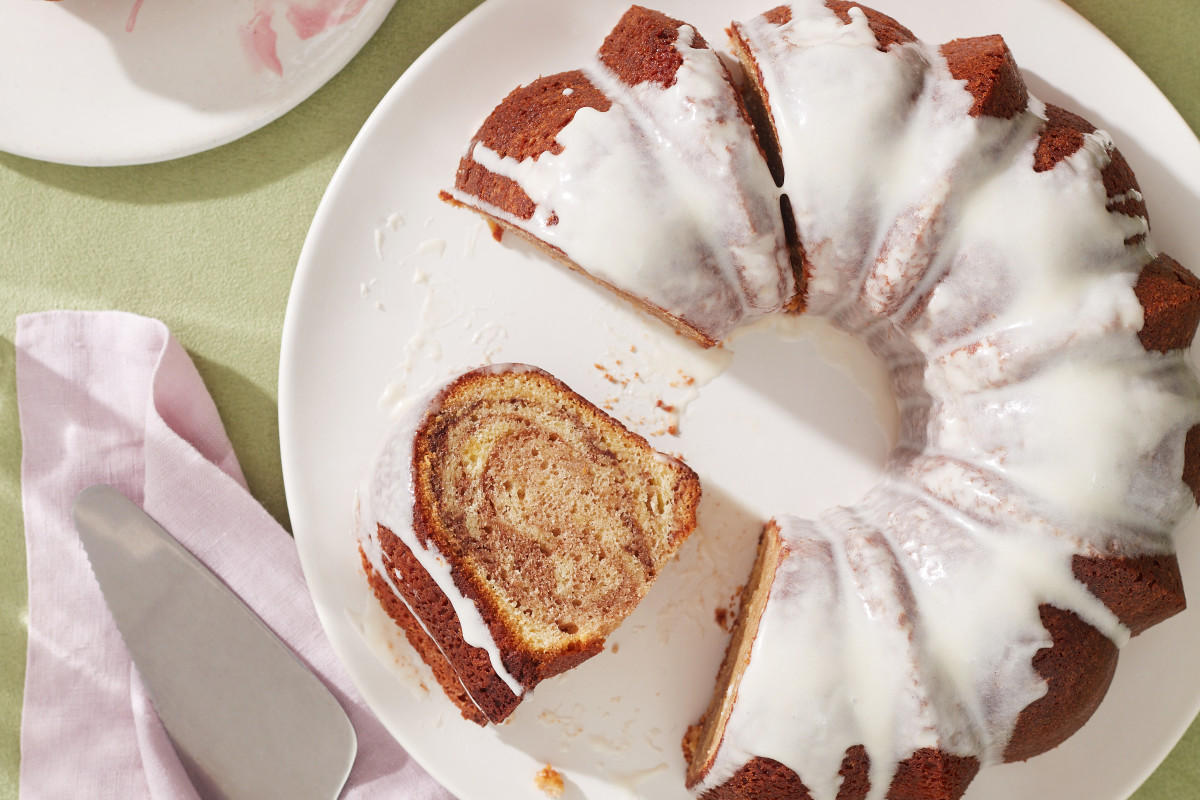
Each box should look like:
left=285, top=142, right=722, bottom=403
left=357, top=363, right=701, bottom=723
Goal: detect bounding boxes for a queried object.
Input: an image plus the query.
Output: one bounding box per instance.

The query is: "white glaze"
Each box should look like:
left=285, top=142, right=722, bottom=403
left=357, top=371, right=526, bottom=703
left=446, top=20, right=791, bottom=343
left=694, top=3, right=1200, bottom=799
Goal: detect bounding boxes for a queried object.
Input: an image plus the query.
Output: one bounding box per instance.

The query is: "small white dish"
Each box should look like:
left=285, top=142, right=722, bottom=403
left=0, top=0, right=397, bottom=166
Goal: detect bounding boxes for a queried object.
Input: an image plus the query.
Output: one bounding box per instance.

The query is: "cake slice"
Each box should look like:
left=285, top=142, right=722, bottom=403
left=357, top=364, right=701, bottom=724
left=440, top=6, right=793, bottom=348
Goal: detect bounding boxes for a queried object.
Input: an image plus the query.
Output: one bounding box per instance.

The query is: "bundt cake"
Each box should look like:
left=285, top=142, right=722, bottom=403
left=356, top=363, right=701, bottom=724
left=438, top=5, right=795, bottom=348
left=439, top=3, right=1200, bottom=797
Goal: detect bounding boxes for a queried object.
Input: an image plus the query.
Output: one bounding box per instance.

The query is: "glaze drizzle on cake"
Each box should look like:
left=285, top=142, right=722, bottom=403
left=441, top=6, right=794, bottom=347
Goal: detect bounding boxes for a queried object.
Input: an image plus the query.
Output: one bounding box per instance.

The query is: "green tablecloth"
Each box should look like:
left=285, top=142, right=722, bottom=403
left=2, top=0, right=1197, bottom=797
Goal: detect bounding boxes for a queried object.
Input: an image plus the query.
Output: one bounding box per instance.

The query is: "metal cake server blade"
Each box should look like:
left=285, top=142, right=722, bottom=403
left=72, top=484, right=357, bottom=800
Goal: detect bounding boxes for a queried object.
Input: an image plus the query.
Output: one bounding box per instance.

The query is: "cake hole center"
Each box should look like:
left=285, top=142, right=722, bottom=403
left=693, top=315, right=901, bottom=518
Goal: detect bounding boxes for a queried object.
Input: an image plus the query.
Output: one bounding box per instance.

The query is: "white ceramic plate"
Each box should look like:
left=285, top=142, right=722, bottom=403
left=279, top=1, right=1200, bottom=798
left=0, top=0, right=396, bottom=166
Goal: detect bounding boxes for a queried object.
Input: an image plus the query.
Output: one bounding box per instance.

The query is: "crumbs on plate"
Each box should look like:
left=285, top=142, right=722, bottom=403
left=535, top=764, right=565, bottom=798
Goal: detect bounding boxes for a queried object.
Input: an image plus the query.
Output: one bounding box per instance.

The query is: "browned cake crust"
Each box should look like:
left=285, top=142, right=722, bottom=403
left=940, top=35, right=1027, bottom=119
left=1002, top=606, right=1119, bottom=762
left=887, top=750, right=980, bottom=800
left=1033, top=103, right=1092, bottom=173
left=694, top=755, right=814, bottom=800
left=1073, top=553, right=1187, bottom=636
left=360, top=546, right=489, bottom=725
left=836, top=746, right=871, bottom=800
left=1134, top=252, right=1200, bottom=353
left=373, top=523, right=525, bottom=722
left=599, top=5, right=701, bottom=87
left=1130, top=251, right=1200, bottom=502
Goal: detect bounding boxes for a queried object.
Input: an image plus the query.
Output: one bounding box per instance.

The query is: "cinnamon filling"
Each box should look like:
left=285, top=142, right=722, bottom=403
left=419, top=381, right=682, bottom=651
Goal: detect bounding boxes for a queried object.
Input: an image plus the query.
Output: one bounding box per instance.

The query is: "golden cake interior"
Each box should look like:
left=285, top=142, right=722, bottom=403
left=414, top=369, right=700, bottom=662
left=684, top=521, right=787, bottom=785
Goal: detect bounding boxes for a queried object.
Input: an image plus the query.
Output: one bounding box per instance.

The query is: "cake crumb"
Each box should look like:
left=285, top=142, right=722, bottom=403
left=535, top=765, right=565, bottom=798
left=714, top=586, right=744, bottom=632
left=714, top=606, right=731, bottom=630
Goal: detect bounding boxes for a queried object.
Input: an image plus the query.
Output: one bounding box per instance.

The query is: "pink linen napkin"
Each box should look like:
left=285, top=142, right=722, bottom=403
left=16, top=310, right=456, bottom=800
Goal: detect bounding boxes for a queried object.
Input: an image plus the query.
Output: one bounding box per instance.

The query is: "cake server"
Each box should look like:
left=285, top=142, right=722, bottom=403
left=72, top=484, right=357, bottom=800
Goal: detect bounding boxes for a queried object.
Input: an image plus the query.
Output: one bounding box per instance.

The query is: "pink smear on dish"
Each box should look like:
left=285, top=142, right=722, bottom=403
left=125, top=0, right=145, bottom=33
left=288, top=0, right=370, bottom=40
left=240, top=0, right=368, bottom=77
left=242, top=8, right=285, bottom=77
